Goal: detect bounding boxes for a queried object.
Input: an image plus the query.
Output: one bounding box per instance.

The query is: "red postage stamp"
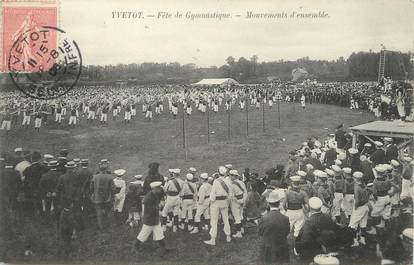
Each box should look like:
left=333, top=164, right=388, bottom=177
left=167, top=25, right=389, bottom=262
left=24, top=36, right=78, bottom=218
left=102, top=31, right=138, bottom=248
left=1, top=1, right=59, bottom=72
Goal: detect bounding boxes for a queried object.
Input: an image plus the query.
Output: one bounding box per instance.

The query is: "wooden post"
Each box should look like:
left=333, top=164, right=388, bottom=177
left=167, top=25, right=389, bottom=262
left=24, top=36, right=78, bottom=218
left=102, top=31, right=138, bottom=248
left=262, top=99, right=265, bottom=132
left=277, top=98, right=281, bottom=129
left=182, top=102, right=186, bottom=149
left=227, top=104, right=231, bottom=140
left=352, top=132, right=357, bottom=148
left=207, top=103, right=210, bottom=143
left=246, top=99, right=249, bottom=137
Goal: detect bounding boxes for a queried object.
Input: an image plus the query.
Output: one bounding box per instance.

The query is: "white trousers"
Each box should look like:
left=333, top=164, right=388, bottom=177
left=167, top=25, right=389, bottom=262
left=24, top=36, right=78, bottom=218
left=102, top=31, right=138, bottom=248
left=194, top=201, right=210, bottom=222
left=332, top=192, right=343, bottom=217
left=137, top=224, right=164, bottom=242
left=349, top=204, right=369, bottom=229
left=22, top=115, right=31, bottom=125
left=161, top=196, right=180, bottom=217
left=181, top=199, right=194, bottom=220
left=285, top=209, right=305, bottom=237
left=69, top=116, right=77, bottom=125
left=209, top=200, right=231, bottom=238
left=1, top=120, right=11, bottom=130
left=230, top=201, right=243, bottom=224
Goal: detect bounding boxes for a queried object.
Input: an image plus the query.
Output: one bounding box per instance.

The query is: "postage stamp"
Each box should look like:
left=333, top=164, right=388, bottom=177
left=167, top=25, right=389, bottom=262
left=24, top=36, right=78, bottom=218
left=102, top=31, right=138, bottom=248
left=2, top=0, right=82, bottom=100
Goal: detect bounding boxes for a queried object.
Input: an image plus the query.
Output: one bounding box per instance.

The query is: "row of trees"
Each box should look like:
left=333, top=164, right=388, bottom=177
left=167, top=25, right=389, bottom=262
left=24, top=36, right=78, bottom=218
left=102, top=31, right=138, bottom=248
left=1, top=51, right=412, bottom=85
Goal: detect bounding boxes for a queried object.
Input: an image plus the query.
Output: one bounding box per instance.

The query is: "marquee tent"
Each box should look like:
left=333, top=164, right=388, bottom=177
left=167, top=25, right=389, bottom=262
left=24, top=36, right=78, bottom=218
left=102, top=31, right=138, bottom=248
left=192, top=78, right=239, bottom=86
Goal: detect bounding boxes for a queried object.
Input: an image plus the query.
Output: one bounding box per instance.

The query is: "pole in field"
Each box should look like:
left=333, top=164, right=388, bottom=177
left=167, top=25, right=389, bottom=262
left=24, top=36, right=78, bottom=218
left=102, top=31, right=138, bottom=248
left=278, top=99, right=281, bottom=129
left=182, top=102, right=186, bottom=149
left=207, top=102, right=210, bottom=143
left=262, top=98, right=265, bottom=132
left=246, top=98, right=249, bottom=137
left=227, top=103, right=231, bottom=140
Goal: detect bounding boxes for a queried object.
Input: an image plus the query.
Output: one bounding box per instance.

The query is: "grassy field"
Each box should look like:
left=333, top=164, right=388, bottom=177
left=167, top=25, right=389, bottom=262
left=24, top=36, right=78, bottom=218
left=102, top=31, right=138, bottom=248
left=0, top=101, right=376, bottom=264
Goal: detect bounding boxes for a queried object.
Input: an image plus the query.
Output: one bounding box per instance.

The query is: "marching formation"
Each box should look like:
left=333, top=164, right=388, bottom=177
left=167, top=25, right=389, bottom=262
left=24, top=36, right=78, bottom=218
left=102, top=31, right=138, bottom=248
left=1, top=80, right=412, bottom=132
left=1, top=123, right=413, bottom=264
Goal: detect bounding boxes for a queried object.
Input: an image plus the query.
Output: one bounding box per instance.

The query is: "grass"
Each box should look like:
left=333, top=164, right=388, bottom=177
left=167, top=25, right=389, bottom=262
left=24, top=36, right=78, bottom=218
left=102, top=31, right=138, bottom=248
left=0, top=101, right=376, bottom=264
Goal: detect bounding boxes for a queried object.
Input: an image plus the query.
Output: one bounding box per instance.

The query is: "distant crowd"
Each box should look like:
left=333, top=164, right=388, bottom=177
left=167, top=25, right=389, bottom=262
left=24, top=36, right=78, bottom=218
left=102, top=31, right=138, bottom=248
left=1, top=123, right=413, bottom=264
left=0, top=80, right=412, bottom=132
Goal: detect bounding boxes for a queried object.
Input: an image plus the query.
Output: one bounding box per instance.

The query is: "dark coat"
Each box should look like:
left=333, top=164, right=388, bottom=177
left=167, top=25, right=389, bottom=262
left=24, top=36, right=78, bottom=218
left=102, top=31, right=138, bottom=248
left=370, top=149, right=386, bottom=166
left=142, top=190, right=161, bottom=226
left=90, top=172, right=114, bottom=204
left=258, top=209, right=290, bottom=264
left=23, top=162, right=48, bottom=199
left=324, top=149, right=337, bottom=167
left=39, top=169, right=60, bottom=197
left=385, top=144, right=398, bottom=163
left=296, top=212, right=337, bottom=263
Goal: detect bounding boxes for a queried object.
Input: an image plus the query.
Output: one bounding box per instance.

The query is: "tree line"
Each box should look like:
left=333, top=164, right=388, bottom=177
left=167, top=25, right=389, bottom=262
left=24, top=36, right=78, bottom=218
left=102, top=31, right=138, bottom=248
left=1, top=51, right=412, bottom=85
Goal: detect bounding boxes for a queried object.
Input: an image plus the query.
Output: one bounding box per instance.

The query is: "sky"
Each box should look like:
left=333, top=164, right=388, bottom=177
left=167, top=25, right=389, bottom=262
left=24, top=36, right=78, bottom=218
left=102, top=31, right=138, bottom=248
left=60, top=0, right=414, bottom=67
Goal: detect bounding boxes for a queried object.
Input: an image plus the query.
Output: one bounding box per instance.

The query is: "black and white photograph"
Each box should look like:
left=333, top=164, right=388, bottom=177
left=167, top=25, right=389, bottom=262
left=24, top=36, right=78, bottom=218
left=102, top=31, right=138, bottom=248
left=0, top=0, right=413, bottom=264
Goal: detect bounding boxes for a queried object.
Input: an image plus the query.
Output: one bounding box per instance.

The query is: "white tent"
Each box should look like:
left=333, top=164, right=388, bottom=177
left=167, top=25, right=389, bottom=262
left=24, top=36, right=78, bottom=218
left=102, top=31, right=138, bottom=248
left=192, top=78, right=239, bottom=86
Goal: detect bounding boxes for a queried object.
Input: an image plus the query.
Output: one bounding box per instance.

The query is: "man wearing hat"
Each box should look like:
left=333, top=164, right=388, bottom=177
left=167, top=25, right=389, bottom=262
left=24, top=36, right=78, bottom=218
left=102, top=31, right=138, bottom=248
left=324, top=144, right=338, bottom=168
left=370, top=141, right=386, bottom=167
left=371, top=165, right=392, bottom=228
left=332, top=167, right=347, bottom=224
left=229, top=169, right=247, bottom=238
left=125, top=175, right=144, bottom=226
left=135, top=181, right=170, bottom=254
left=161, top=169, right=183, bottom=233
left=56, top=161, right=84, bottom=258
left=348, top=171, right=370, bottom=246
left=384, top=137, right=398, bottom=163
left=191, top=173, right=211, bottom=234
left=39, top=160, right=60, bottom=223
left=258, top=190, right=290, bottom=264
left=77, top=159, right=93, bottom=222
left=113, top=169, right=127, bottom=226
left=204, top=166, right=232, bottom=246
left=317, top=172, right=332, bottom=215
left=284, top=175, right=308, bottom=238
left=179, top=173, right=197, bottom=231
left=90, top=160, right=115, bottom=230
left=295, top=197, right=337, bottom=263
left=23, top=151, right=48, bottom=217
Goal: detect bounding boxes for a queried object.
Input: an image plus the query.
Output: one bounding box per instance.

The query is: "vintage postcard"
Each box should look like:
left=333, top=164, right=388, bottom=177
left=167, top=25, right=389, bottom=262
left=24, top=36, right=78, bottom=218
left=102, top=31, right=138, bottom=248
left=0, top=0, right=413, bottom=264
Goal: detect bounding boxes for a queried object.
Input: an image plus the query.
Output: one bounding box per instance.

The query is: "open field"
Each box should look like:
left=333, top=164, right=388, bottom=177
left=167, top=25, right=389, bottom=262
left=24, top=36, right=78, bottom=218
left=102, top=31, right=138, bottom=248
left=0, top=102, right=377, bottom=264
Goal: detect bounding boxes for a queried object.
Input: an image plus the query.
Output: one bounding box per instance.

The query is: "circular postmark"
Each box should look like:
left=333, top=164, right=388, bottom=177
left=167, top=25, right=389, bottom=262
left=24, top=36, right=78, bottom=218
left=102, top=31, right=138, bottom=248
left=8, top=26, right=82, bottom=100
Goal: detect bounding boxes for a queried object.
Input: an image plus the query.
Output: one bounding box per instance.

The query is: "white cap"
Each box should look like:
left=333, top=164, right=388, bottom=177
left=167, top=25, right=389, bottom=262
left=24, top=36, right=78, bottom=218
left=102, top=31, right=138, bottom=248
left=374, top=141, right=383, bottom=147
left=319, top=172, right=328, bottom=179
left=306, top=164, right=314, bottom=170
left=403, top=156, right=413, bottom=163
left=348, top=148, right=358, bottom=155
left=150, top=181, right=163, bottom=189
left=14, top=147, right=23, bottom=152
left=380, top=259, right=396, bottom=265
left=383, top=137, right=393, bottom=142
left=168, top=169, right=174, bottom=173
left=134, top=174, right=143, bottom=179
left=331, top=165, right=342, bottom=173
left=313, top=170, right=323, bottom=178
left=353, top=171, right=363, bottom=179
left=229, top=169, right=239, bottom=176
left=172, top=168, right=181, bottom=174
left=225, top=164, right=233, bottom=169
left=313, top=254, right=340, bottom=265
left=218, top=166, right=227, bottom=175
left=297, top=170, right=307, bottom=177
left=309, top=197, right=323, bottom=210
left=186, top=173, right=194, bottom=180
left=334, top=159, right=342, bottom=166
left=360, top=155, right=367, bottom=162
left=44, top=154, right=54, bottom=159
left=189, top=167, right=196, bottom=173
left=200, top=173, right=209, bottom=179
left=114, top=169, right=126, bottom=176
left=375, top=164, right=387, bottom=174
left=290, top=175, right=301, bottom=182
left=267, top=190, right=284, bottom=203
left=390, top=160, right=399, bottom=167
left=325, top=169, right=335, bottom=177
left=364, top=143, right=372, bottom=147
left=342, top=167, right=352, bottom=174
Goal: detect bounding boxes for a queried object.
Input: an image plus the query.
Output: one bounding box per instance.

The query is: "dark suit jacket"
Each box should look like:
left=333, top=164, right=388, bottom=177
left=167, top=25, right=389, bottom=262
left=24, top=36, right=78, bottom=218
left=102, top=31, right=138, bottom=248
left=324, top=149, right=337, bottom=167
left=385, top=144, right=398, bottom=163
left=23, top=162, right=48, bottom=198
left=258, top=209, right=290, bottom=264
left=142, top=191, right=161, bottom=226
left=370, top=149, right=386, bottom=166
left=296, top=212, right=336, bottom=263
